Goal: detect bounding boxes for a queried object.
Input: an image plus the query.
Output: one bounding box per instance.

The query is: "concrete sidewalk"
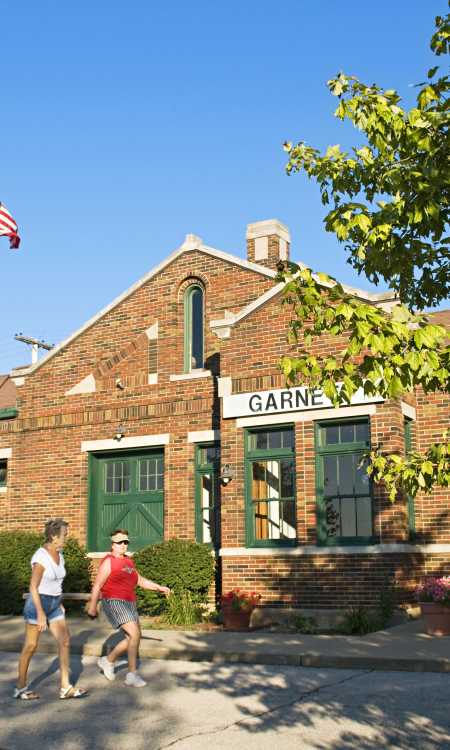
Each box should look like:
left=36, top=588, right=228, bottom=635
left=1, top=614, right=449, bottom=673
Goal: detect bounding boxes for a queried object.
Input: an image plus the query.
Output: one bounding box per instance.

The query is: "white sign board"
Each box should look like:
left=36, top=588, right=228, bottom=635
left=222, top=384, right=384, bottom=419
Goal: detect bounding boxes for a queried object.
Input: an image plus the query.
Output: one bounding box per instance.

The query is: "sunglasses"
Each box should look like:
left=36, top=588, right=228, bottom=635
left=113, top=539, right=129, bottom=545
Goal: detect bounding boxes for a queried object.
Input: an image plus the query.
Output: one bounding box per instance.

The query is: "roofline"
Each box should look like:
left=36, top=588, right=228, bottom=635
left=14, top=239, right=276, bottom=376
left=210, top=269, right=397, bottom=333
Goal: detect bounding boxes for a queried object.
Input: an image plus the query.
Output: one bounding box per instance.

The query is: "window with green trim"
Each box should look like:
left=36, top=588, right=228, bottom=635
left=316, top=420, right=373, bottom=545
left=245, top=427, right=296, bottom=547
left=184, top=284, right=204, bottom=371
left=195, top=444, right=219, bottom=547
left=404, top=418, right=416, bottom=539
left=0, top=459, right=7, bottom=488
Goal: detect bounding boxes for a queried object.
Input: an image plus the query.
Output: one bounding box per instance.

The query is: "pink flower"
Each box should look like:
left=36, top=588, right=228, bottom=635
left=416, top=576, right=450, bottom=605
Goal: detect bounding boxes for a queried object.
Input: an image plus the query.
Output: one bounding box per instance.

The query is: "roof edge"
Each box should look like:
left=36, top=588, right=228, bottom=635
left=15, top=240, right=276, bottom=377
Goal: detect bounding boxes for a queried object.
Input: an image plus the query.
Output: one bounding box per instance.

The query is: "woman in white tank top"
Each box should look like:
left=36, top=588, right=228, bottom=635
left=14, top=518, right=88, bottom=701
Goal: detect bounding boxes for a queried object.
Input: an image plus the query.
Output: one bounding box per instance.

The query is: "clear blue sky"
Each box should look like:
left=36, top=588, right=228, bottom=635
left=0, top=1, right=446, bottom=372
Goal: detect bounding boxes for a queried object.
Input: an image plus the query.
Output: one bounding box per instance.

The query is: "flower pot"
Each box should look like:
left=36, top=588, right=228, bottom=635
left=222, top=607, right=252, bottom=630
left=420, top=602, right=450, bottom=636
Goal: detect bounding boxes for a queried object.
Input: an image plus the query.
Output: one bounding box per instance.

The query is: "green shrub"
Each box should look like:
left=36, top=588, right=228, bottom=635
left=0, top=531, right=91, bottom=615
left=291, top=614, right=317, bottom=634
left=133, top=539, right=215, bottom=616
left=162, top=591, right=203, bottom=626
left=340, top=606, right=375, bottom=635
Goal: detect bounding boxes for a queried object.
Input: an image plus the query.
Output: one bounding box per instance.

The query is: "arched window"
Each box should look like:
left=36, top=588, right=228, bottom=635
left=184, top=284, right=204, bottom=371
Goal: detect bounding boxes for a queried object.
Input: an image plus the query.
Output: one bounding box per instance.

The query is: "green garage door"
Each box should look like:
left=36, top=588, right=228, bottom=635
left=88, top=449, right=164, bottom=552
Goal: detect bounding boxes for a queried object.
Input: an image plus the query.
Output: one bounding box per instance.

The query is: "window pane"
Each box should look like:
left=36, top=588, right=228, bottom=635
left=357, top=497, right=372, bottom=536
left=280, top=459, right=295, bottom=498
left=282, top=429, right=294, bottom=449
left=323, top=455, right=338, bottom=496
left=198, top=445, right=219, bottom=465
left=105, top=461, right=130, bottom=494
left=268, top=430, right=281, bottom=450
left=325, top=497, right=340, bottom=537
left=280, top=500, right=296, bottom=538
left=323, top=425, right=339, bottom=445
left=191, top=288, right=203, bottom=369
left=355, top=422, right=370, bottom=443
left=139, top=457, right=163, bottom=492
left=339, top=454, right=354, bottom=495
left=341, top=497, right=357, bottom=536
left=318, top=421, right=373, bottom=540
left=252, top=459, right=295, bottom=541
left=250, top=429, right=293, bottom=452
left=200, top=473, right=214, bottom=544
left=355, top=456, right=370, bottom=494
left=340, top=424, right=355, bottom=443
left=255, top=432, right=267, bottom=450
left=0, top=460, right=6, bottom=486
left=321, top=421, right=369, bottom=446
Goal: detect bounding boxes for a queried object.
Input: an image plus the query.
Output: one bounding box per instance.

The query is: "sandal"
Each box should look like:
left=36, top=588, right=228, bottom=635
left=59, top=684, right=88, bottom=700
left=13, top=686, right=40, bottom=700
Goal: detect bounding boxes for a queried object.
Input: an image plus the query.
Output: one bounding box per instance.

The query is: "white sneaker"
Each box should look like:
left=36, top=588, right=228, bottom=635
left=125, top=671, right=147, bottom=688
left=97, top=656, right=115, bottom=681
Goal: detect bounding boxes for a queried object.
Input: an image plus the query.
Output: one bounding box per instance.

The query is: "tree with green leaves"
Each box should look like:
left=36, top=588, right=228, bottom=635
left=279, top=8, right=450, bottom=501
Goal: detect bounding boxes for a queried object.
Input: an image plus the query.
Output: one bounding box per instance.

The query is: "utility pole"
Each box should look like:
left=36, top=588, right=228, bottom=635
left=14, top=333, right=54, bottom=365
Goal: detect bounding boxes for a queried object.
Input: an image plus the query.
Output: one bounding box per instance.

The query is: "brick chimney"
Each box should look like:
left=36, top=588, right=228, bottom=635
left=246, top=219, right=290, bottom=270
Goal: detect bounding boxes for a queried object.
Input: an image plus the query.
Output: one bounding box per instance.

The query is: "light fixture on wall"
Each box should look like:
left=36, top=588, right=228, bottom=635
left=114, top=424, right=125, bottom=442
left=220, top=464, right=234, bottom=485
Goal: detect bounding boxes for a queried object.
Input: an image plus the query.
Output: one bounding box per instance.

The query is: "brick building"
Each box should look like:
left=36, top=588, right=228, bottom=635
left=1, top=219, right=449, bottom=608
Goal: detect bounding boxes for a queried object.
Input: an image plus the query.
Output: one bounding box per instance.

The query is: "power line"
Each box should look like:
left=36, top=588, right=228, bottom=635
left=14, top=333, right=54, bottom=365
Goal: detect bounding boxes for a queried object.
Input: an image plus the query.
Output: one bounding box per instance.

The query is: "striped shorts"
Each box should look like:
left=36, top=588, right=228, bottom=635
left=101, top=598, right=139, bottom=629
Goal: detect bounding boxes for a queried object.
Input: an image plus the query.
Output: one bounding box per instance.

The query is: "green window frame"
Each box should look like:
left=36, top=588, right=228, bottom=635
left=244, top=426, right=296, bottom=548
left=0, top=459, right=7, bottom=488
left=184, top=284, right=204, bottom=372
left=404, top=418, right=416, bottom=540
left=315, top=419, right=374, bottom=546
left=195, top=443, right=219, bottom=548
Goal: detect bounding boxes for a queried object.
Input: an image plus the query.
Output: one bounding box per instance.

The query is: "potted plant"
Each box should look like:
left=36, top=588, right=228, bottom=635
left=416, top=577, right=450, bottom=636
left=221, top=589, right=261, bottom=630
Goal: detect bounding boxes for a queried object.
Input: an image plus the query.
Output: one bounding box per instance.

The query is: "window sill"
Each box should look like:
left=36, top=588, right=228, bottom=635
left=317, top=537, right=376, bottom=547
left=170, top=370, right=212, bottom=382
left=0, top=487, right=7, bottom=493
left=246, top=540, right=297, bottom=549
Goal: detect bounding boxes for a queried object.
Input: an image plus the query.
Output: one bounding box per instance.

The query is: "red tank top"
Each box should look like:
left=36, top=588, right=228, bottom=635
left=100, top=554, right=139, bottom=602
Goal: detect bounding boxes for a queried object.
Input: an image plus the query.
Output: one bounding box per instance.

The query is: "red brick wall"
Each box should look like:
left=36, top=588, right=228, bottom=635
left=0, top=244, right=449, bottom=609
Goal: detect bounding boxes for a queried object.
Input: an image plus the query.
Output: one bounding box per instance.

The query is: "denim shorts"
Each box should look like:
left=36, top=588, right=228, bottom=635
left=23, top=594, right=65, bottom=625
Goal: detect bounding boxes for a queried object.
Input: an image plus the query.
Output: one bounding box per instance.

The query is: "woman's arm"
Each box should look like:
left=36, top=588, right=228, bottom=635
left=86, top=558, right=111, bottom=617
left=29, top=563, right=47, bottom=632
left=137, top=574, right=171, bottom=597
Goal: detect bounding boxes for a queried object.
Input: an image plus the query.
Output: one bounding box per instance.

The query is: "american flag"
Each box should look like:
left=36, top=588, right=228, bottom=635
left=0, top=202, right=20, bottom=249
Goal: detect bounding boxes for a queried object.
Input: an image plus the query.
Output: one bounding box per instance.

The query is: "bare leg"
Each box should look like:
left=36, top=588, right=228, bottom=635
left=120, top=621, right=141, bottom=673
left=106, top=632, right=129, bottom=663
left=17, top=624, right=40, bottom=689
left=49, top=619, right=71, bottom=689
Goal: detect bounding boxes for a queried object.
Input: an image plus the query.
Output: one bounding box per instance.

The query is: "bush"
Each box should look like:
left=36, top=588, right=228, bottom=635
left=133, top=539, right=215, bottom=616
left=340, top=606, right=376, bottom=635
left=162, top=591, right=203, bottom=626
left=291, top=614, right=317, bottom=634
left=0, top=531, right=92, bottom=615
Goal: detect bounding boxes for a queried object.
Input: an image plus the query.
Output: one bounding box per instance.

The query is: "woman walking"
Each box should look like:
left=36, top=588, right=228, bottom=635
left=87, top=529, right=170, bottom=687
left=14, top=518, right=88, bottom=700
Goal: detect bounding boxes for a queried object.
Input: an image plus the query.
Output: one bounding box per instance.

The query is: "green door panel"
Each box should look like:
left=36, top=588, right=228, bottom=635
left=88, top=449, right=164, bottom=552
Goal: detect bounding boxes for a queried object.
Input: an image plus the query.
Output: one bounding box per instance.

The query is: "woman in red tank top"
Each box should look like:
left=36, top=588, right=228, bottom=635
left=87, top=529, right=170, bottom=688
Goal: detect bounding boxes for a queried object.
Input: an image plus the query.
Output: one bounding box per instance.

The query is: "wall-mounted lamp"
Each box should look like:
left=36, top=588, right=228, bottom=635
left=114, top=424, right=125, bottom=442
left=115, top=378, right=125, bottom=390
left=220, top=464, right=234, bottom=485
